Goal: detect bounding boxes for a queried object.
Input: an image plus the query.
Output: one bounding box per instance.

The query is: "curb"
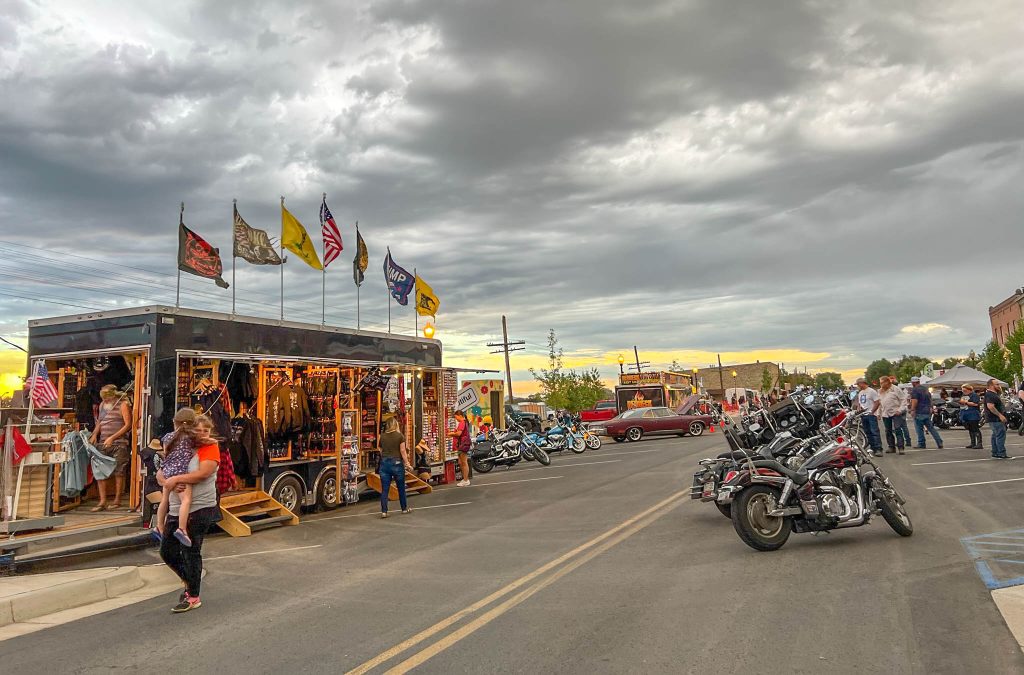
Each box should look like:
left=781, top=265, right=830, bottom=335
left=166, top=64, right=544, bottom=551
left=0, top=567, right=144, bottom=627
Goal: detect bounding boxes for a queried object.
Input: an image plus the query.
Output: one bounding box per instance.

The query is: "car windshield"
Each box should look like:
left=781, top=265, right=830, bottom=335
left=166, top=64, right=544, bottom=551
left=596, top=402, right=616, bottom=410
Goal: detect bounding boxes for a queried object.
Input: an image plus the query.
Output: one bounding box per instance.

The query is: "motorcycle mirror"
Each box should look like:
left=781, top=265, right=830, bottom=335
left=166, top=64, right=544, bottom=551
left=849, top=391, right=857, bottom=401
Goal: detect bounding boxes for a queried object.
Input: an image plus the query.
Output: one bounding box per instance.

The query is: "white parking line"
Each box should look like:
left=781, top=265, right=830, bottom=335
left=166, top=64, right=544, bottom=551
left=307, top=502, right=473, bottom=522
left=205, top=544, right=323, bottom=561
left=436, top=475, right=565, bottom=491
left=912, top=457, right=1013, bottom=466
left=508, top=459, right=622, bottom=473
left=928, top=476, right=1024, bottom=490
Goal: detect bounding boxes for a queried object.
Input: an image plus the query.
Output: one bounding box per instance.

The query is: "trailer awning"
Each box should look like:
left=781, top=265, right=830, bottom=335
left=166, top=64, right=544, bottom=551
left=174, top=350, right=496, bottom=373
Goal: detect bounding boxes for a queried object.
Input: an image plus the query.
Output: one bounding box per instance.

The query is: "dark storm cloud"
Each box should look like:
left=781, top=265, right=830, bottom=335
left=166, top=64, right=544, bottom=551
left=1, top=0, right=1022, bottom=381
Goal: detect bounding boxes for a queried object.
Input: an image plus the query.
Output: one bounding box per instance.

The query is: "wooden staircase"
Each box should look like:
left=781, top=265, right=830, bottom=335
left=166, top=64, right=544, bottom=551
left=365, top=470, right=433, bottom=501
left=217, top=491, right=300, bottom=537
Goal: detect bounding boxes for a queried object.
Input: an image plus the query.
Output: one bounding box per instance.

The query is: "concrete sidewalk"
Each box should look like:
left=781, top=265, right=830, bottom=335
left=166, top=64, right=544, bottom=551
left=0, top=565, right=180, bottom=640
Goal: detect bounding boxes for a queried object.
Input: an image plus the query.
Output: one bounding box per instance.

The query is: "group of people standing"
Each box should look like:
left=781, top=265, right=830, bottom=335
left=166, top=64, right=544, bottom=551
left=855, top=376, right=1012, bottom=459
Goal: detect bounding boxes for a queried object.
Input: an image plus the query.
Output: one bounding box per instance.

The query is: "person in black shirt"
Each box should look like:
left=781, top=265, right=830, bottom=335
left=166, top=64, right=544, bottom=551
left=985, top=379, right=1009, bottom=459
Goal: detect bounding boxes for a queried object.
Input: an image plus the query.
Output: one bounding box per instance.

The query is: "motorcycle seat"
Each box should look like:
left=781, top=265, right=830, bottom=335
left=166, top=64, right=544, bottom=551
left=717, top=450, right=757, bottom=461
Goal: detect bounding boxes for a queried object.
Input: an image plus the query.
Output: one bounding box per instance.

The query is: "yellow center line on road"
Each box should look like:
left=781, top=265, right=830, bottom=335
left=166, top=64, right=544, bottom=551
left=344, top=489, right=687, bottom=675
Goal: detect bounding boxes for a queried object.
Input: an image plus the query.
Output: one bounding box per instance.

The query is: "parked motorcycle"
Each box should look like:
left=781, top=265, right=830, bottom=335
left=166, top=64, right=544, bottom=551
left=718, top=412, right=912, bottom=551
left=472, top=420, right=551, bottom=473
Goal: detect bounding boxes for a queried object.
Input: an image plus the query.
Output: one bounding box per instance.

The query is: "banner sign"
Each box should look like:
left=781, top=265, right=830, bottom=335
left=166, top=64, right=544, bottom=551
left=619, top=372, right=663, bottom=386
left=616, top=386, right=665, bottom=411
left=455, top=385, right=480, bottom=412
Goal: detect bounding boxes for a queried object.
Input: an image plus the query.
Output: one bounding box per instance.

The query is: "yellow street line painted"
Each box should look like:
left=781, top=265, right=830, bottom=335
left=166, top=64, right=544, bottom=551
left=383, top=499, right=681, bottom=674
left=344, top=490, right=686, bottom=675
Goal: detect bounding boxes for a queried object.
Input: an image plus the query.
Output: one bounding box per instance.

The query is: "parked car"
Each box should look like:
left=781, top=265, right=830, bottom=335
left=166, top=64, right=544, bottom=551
left=505, top=403, right=543, bottom=432
left=580, top=399, right=618, bottom=423
left=593, top=406, right=713, bottom=442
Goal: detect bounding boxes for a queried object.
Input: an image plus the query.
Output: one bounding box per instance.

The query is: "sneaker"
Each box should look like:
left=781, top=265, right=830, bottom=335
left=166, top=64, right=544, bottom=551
left=173, top=528, right=193, bottom=547
left=172, top=594, right=201, bottom=613
left=872, top=451, right=883, bottom=457
left=401, top=508, right=413, bottom=514
left=456, top=480, right=471, bottom=487
left=380, top=512, right=389, bottom=519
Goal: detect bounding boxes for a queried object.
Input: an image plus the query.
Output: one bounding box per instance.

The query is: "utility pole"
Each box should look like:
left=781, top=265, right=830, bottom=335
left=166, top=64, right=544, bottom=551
left=717, top=353, right=725, bottom=393
left=628, top=345, right=651, bottom=373
left=487, top=315, right=525, bottom=403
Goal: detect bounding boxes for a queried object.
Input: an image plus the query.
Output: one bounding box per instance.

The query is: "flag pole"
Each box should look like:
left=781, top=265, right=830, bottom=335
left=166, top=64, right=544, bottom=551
left=356, top=221, right=361, bottom=330
left=176, top=202, right=184, bottom=308
left=414, top=267, right=419, bottom=336
left=321, top=192, right=327, bottom=326
left=231, top=199, right=237, bottom=316
left=280, top=196, right=285, bottom=322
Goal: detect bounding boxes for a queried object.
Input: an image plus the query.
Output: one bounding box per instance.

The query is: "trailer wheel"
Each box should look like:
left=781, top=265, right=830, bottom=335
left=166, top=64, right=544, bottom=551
left=272, top=475, right=304, bottom=516
left=315, top=469, right=339, bottom=511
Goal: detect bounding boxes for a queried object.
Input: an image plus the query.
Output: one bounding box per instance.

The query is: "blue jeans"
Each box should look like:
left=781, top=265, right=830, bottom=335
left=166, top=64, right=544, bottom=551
left=379, top=457, right=408, bottom=513
left=862, top=415, right=882, bottom=452
left=991, top=421, right=1008, bottom=458
left=898, top=414, right=913, bottom=446
left=882, top=415, right=907, bottom=450
left=914, top=414, right=943, bottom=448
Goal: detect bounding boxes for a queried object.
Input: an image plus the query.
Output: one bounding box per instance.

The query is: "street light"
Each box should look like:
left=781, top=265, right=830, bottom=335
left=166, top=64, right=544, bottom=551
left=423, top=323, right=435, bottom=339
left=617, top=354, right=625, bottom=375
left=692, top=367, right=699, bottom=394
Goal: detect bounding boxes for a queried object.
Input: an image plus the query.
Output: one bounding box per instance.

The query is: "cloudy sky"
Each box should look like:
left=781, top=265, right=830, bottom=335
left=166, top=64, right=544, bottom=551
left=1, top=0, right=1023, bottom=394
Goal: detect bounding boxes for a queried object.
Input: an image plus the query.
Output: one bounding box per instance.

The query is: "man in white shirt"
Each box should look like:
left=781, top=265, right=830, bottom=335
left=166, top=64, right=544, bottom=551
left=855, top=377, right=883, bottom=456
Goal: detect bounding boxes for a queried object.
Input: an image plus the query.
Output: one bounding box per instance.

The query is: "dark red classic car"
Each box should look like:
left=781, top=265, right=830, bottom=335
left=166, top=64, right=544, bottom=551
left=592, top=406, right=713, bottom=442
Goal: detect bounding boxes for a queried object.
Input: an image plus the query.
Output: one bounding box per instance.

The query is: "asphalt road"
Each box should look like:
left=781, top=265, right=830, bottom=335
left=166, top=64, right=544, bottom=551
left=4, top=428, right=1024, bottom=674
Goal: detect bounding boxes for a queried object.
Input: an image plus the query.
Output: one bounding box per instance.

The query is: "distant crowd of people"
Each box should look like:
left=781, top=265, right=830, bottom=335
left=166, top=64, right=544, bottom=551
left=854, top=376, right=1013, bottom=459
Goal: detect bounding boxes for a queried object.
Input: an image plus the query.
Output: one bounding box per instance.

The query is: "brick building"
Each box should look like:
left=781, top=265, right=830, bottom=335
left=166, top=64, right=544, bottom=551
left=694, top=361, right=780, bottom=397
left=989, top=289, right=1024, bottom=346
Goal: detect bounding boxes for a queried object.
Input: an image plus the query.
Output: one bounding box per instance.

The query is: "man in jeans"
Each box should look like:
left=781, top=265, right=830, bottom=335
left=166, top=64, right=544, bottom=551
left=854, top=377, right=883, bottom=456
left=890, top=374, right=913, bottom=448
left=909, top=376, right=943, bottom=449
left=986, top=378, right=1011, bottom=459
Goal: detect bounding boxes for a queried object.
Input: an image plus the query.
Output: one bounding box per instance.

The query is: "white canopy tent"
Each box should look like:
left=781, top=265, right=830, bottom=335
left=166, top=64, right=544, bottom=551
left=924, top=364, right=1008, bottom=389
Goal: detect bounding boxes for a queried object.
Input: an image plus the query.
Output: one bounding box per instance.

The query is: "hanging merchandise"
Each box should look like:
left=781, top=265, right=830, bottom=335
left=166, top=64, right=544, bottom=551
left=229, top=407, right=269, bottom=480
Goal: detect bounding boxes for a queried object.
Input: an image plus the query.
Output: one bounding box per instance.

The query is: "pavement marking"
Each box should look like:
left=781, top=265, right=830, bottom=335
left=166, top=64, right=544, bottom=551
left=913, top=457, right=1011, bottom=466
left=929, top=476, right=1024, bottom=490
left=344, top=489, right=687, bottom=675
left=204, top=544, right=323, bottom=561
left=306, top=502, right=473, bottom=523
left=962, top=528, right=1024, bottom=590
left=503, top=459, right=622, bottom=473
left=436, top=476, right=564, bottom=490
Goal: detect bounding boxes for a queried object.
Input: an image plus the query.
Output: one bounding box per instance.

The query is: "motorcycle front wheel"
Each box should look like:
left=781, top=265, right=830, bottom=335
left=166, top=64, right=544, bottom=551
left=471, top=457, right=495, bottom=474
left=585, top=433, right=602, bottom=450
left=875, top=486, right=913, bottom=537
left=731, top=485, right=791, bottom=551
left=521, top=444, right=537, bottom=461
left=533, top=446, right=552, bottom=466
left=570, top=436, right=587, bottom=453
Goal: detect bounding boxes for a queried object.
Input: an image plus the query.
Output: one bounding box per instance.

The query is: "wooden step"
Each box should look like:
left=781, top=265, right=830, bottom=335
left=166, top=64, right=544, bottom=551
left=217, top=490, right=299, bottom=537
left=366, top=471, right=433, bottom=500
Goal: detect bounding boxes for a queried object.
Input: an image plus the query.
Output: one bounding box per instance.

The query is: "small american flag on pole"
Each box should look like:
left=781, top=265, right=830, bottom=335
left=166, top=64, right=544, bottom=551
left=320, top=196, right=343, bottom=267
left=25, top=362, right=59, bottom=408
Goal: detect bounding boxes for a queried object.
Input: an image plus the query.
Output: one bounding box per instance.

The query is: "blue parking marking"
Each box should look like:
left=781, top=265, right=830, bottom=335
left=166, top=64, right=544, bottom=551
left=962, top=528, right=1024, bottom=589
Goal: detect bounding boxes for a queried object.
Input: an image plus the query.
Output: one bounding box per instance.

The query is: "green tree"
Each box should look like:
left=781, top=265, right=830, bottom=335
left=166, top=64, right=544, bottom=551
left=978, top=340, right=1012, bottom=384
left=940, top=357, right=962, bottom=370
left=1004, top=323, right=1024, bottom=381
left=669, top=359, right=683, bottom=372
left=864, top=359, right=894, bottom=385
left=760, top=367, right=773, bottom=393
left=894, top=355, right=936, bottom=384
left=963, top=350, right=980, bottom=368
left=530, top=330, right=611, bottom=412
left=813, top=372, right=844, bottom=389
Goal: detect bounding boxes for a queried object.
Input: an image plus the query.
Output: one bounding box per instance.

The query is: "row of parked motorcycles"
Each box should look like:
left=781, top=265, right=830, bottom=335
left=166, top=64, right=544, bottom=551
left=691, top=392, right=912, bottom=551
left=469, top=414, right=602, bottom=474
left=931, top=394, right=1024, bottom=430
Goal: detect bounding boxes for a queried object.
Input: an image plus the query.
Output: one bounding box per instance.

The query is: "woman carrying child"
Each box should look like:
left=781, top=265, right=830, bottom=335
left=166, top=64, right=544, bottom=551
left=157, top=408, right=221, bottom=613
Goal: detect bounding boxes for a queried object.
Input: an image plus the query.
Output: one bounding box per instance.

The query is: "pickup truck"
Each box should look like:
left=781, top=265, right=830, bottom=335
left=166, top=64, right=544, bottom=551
left=505, top=403, right=543, bottom=432
left=580, top=400, right=618, bottom=423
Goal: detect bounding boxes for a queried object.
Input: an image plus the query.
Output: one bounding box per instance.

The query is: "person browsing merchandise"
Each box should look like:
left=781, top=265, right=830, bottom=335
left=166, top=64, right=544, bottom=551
left=447, top=409, right=472, bottom=487
left=378, top=415, right=412, bottom=518
left=985, top=379, right=1010, bottom=459
left=960, top=385, right=983, bottom=450
left=855, top=378, right=883, bottom=456
left=909, top=376, right=943, bottom=449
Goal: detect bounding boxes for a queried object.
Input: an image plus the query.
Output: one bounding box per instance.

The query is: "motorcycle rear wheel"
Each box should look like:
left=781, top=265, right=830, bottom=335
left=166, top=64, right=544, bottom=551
left=471, top=457, right=495, bottom=474
left=731, top=485, right=791, bottom=551
left=533, top=447, right=551, bottom=466
left=875, top=487, right=913, bottom=537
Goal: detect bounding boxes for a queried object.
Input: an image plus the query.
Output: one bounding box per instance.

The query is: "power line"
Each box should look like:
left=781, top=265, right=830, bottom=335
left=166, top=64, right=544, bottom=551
left=0, top=336, right=27, bottom=352
left=486, top=315, right=525, bottom=402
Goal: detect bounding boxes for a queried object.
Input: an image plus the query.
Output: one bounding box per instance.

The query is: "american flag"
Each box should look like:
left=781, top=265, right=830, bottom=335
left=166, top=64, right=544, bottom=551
left=24, top=362, right=59, bottom=408
left=320, top=197, right=343, bottom=268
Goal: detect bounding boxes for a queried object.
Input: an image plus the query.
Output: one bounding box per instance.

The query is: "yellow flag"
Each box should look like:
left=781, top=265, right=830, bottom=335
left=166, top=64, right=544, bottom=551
left=415, top=274, right=440, bottom=317
left=281, top=204, right=323, bottom=270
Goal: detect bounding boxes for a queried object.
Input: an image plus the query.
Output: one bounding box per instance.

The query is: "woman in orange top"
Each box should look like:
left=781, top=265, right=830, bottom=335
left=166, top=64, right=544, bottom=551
left=158, top=411, right=221, bottom=613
